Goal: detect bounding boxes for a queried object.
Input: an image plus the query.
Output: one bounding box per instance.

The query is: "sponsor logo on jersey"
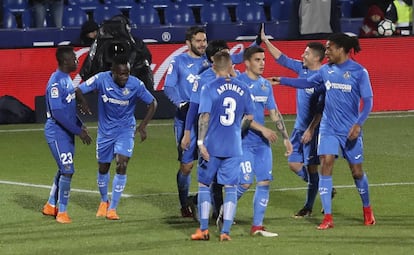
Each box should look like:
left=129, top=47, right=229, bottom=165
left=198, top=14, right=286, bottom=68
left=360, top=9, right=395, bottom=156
left=325, top=80, right=352, bottom=93
left=101, top=94, right=129, bottom=106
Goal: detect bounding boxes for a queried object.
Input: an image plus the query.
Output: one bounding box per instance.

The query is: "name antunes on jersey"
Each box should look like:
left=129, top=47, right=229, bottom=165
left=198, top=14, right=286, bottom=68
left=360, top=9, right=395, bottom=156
left=216, top=83, right=245, bottom=96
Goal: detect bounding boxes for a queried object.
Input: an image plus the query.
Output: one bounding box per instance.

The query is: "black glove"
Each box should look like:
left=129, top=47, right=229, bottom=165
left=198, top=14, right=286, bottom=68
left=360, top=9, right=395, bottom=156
left=255, top=23, right=263, bottom=46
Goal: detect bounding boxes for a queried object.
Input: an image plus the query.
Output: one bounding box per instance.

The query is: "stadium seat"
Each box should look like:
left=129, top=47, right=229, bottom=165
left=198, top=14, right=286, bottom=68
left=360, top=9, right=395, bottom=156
left=104, top=0, right=135, bottom=10
left=129, top=4, right=160, bottom=26
left=93, top=5, right=123, bottom=25
left=62, top=6, right=89, bottom=28
left=235, top=1, right=266, bottom=23
left=67, top=0, right=103, bottom=11
left=175, top=0, right=207, bottom=8
left=200, top=2, right=231, bottom=25
left=3, top=0, right=28, bottom=13
left=3, top=9, right=18, bottom=29
left=339, top=0, right=353, bottom=18
left=21, top=9, right=33, bottom=28
left=270, top=0, right=292, bottom=21
left=164, top=3, right=195, bottom=25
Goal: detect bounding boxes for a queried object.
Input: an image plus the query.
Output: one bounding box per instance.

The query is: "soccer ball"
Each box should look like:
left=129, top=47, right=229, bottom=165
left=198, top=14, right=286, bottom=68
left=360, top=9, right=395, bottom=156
left=377, top=19, right=396, bottom=36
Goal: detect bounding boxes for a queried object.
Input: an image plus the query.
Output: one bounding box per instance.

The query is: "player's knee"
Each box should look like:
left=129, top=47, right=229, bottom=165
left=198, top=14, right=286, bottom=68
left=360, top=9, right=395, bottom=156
left=241, top=183, right=251, bottom=190
left=180, top=163, right=193, bottom=175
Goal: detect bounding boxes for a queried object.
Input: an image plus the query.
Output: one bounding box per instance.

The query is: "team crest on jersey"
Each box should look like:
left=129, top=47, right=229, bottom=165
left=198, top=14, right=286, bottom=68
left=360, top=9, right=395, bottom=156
left=122, top=88, right=130, bottom=95
left=243, top=174, right=250, bottom=181
left=261, top=83, right=267, bottom=91
left=192, top=80, right=199, bottom=92
left=51, top=87, right=59, bottom=98
left=343, top=71, right=351, bottom=79
left=203, top=60, right=210, bottom=68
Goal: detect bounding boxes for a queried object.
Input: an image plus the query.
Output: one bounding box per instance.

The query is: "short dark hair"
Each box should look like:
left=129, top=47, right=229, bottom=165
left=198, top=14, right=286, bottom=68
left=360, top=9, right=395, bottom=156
left=56, top=45, right=74, bottom=65
left=328, top=33, right=361, bottom=54
left=185, top=26, right=206, bottom=41
left=206, top=40, right=229, bottom=63
left=243, top=46, right=265, bottom=61
left=307, top=42, right=326, bottom=62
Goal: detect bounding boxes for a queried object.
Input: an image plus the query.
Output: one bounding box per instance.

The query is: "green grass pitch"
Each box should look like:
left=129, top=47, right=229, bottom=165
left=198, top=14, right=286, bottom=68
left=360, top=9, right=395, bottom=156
left=0, top=112, right=413, bottom=255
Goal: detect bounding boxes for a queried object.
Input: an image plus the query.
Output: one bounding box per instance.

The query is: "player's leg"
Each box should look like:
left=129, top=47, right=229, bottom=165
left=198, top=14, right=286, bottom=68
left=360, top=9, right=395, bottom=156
left=288, top=129, right=308, bottom=182
left=48, top=138, right=75, bottom=223
left=106, top=131, right=135, bottom=220
left=191, top=157, right=216, bottom=241
left=250, top=145, right=277, bottom=237
left=95, top=134, right=114, bottom=217
left=316, top=134, right=339, bottom=230
left=210, top=175, right=223, bottom=220
left=237, top=146, right=254, bottom=200
left=217, top=157, right=241, bottom=241
left=175, top=118, right=195, bottom=217
left=344, top=136, right=375, bottom=225
left=43, top=141, right=64, bottom=217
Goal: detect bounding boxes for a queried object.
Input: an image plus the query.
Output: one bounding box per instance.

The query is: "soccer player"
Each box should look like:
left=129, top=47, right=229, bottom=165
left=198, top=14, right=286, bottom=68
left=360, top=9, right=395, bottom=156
left=164, top=26, right=209, bottom=218
left=76, top=54, right=157, bottom=220
left=42, top=45, right=92, bottom=224
left=273, top=33, right=376, bottom=229
left=232, top=46, right=292, bottom=237
left=191, top=51, right=255, bottom=241
left=261, top=27, right=327, bottom=218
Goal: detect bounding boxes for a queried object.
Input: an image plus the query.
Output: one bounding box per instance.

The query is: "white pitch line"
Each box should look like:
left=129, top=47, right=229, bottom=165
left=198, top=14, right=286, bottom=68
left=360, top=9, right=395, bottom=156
left=0, top=112, right=413, bottom=133
left=1, top=179, right=413, bottom=198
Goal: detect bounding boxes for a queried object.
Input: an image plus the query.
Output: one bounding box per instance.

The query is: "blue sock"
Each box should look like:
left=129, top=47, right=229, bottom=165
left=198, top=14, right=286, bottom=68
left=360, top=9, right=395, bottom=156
left=222, top=186, right=237, bottom=234
left=237, top=185, right=248, bottom=200
left=97, top=172, right=110, bottom=202
left=177, top=170, right=190, bottom=208
left=319, top=175, right=333, bottom=214
left=198, top=186, right=211, bottom=231
left=58, top=175, right=71, bottom=212
left=296, top=165, right=308, bottom=182
left=252, top=185, right=269, bottom=227
left=47, top=171, right=60, bottom=206
left=109, top=174, right=127, bottom=210
left=304, top=172, right=319, bottom=210
left=354, top=173, right=370, bottom=207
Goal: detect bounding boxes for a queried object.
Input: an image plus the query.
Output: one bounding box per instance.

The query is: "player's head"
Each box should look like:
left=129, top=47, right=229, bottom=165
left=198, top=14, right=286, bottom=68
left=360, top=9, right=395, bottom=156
left=212, top=51, right=232, bottom=75
left=325, top=33, right=361, bottom=64
left=206, top=40, right=230, bottom=63
left=56, top=45, right=78, bottom=73
left=185, top=26, right=207, bottom=57
left=111, top=54, right=130, bottom=87
left=302, top=42, right=326, bottom=69
left=243, top=46, right=265, bottom=77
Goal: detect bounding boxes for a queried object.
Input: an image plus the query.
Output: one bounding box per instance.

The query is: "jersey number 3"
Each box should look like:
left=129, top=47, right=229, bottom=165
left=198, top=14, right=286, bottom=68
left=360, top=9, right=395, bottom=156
left=220, top=97, right=236, bottom=126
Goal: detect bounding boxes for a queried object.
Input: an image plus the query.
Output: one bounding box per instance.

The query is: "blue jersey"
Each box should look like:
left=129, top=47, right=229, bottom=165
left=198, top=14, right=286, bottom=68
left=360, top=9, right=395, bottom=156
left=164, top=53, right=210, bottom=105
left=236, top=73, right=277, bottom=146
left=277, top=54, right=323, bottom=131
left=190, top=67, right=216, bottom=105
left=308, top=59, right=373, bottom=136
left=199, top=76, right=254, bottom=157
left=78, top=71, right=155, bottom=136
left=44, top=69, right=79, bottom=141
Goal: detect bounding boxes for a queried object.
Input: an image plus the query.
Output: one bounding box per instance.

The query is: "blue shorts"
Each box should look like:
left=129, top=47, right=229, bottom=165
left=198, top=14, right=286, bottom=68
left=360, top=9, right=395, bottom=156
left=174, top=117, right=198, bottom=164
left=288, top=128, right=320, bottom=166
left=47, top=136, right=75, bottom=174
left=197, top=156, right=241, bottom=186
left=239, top=143, right=273, bottom=185
left=318, top=133, right=364, bottom=164
left=97, top=127, right=135, bottom=163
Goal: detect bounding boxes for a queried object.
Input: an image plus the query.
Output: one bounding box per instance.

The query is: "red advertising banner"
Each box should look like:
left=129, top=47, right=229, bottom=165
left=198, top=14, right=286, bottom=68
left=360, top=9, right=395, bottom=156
left=0, top=37, right=413, bottom=113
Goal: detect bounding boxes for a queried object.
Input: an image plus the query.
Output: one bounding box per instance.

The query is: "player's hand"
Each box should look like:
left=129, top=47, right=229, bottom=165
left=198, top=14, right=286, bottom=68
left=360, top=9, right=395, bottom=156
left=77, top=101, right=92, bottom=115
left=266, top=77, right=281, bottom=85
left=301, top=128, right=313, bottom=144
left=180, top=130, right=191, bottom=150
left=260, top=23, right=267, bottom=44
left=198, top=144, right=210, bottom=162
left=283, top=138, right=293, bottom=157
left=79, top=126, right=92, bottom=145
left=137, top=124, right=147, bottom=142
left=348, top=124, right=361, bottom=141
left=261, top=127, right=278, bottom=143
